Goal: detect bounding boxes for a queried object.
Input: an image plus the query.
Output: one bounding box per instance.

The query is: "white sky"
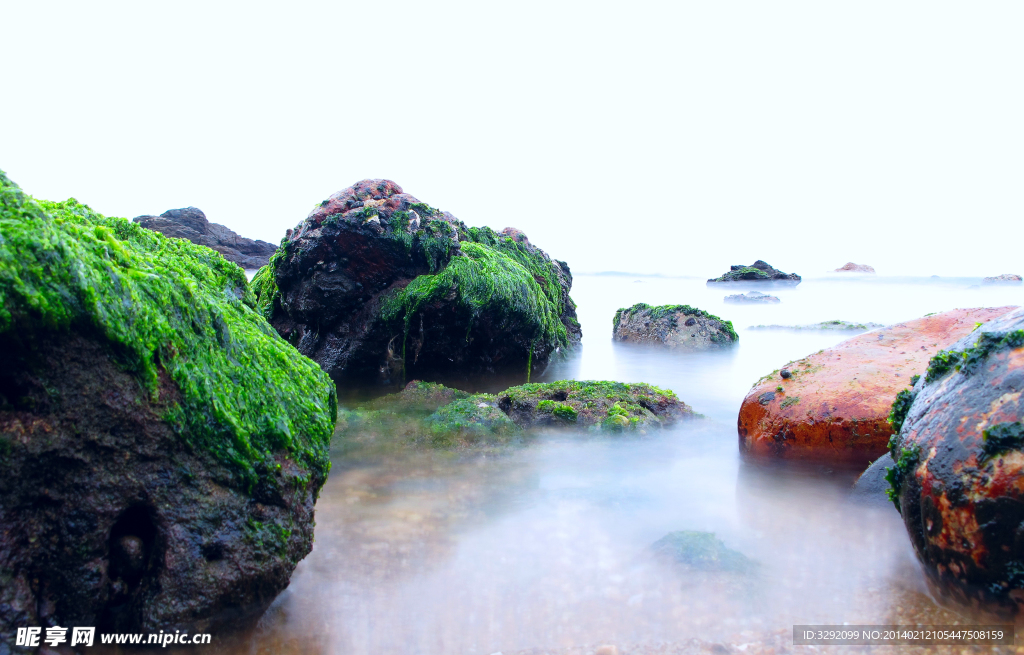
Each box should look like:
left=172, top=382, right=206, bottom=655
left=2, top=1, right=1021, bottom=277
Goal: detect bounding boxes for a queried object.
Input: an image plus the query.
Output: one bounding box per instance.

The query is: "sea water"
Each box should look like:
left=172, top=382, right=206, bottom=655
left=206, top=274, right=1024, bottom=655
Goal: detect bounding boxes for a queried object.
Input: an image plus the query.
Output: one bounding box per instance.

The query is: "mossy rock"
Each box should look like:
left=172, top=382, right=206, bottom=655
left=650, top=531, right=757, bottom=574
left=426, top=395, right=520, bottom=447
left=612, top=303, right=737, bottom=349
left=363, top=380, right=469, bottom=413
left=706, top=260, right=801, bottom=286
left=253, top=179, right=581, bottom=387
left=0, top=170, right=336, bottom=635
left=497, top=380, right=694, bottom=431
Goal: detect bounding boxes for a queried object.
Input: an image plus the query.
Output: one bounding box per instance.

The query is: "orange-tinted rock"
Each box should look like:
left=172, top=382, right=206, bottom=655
left=737, top=307, right=1017, bottom=467
left=834, top=262, right=875, bottom=273
left=891, top=307, right=1024, bottom=615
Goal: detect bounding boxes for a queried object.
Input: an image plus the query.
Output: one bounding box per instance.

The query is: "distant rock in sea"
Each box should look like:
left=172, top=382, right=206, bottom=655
left=133, top=207, right=277, bottom=269
left=707, top=260, right=801, bottom=286
left=612, top=303, right=738, bottom=350
left=748, top=320, right=883, bottom=331
left=724, top=291, right=781, bottom=304
left=834, top=262, right=875, bottom=273
left=982, top=273, right=1022, bottom=285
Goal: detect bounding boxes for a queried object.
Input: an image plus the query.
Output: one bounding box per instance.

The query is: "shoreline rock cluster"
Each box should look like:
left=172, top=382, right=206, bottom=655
left=707, top=260, right=800, bottom=286
left=133, top=206, right=277, bottom=269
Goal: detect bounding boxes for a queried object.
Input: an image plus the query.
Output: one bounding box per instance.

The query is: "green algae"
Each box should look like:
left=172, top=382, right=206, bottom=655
left=885, top=444, right=920, bottom=513
left=888, top=388, right=917, bottom=435
left=378, top=242, right=570, bottom=362
left=0, top=170, right=336, bottom=487
left=613, top=303, right=738, bottom=342
left=981, top=422, right=1024, bottom=461
left=426, top=395, right=520, bottom=447
left=925, top=329, right=1024, bottom=383
left=650, top=531, right=757, bottom=573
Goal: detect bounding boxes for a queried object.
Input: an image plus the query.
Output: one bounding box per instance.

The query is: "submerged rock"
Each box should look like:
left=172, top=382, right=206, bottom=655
left=888, top=307, right=1024, bottom=615
left=252, top=180, right=581, bottom=386
left=336, top=379, right=695, bottom=451
left=849, top=453, right=895, bottom=507
left=612, top=303, right=737, bottom=350
left=133, top=206, right=277, bottom=269
left=748, top=320, right=884, bottom=331
left=650, top=531, right=757, bottom=573
left=707, top=260, right=801, bottom=286
left=737, top=307, right=1016, bottom=467
left=0, top=172, right=336, bottom=640
left=983, top=273, right=1023, bottom=285
left=834, top=262, right=876, bottom=273
left=724, top=291, right=781, bottom=304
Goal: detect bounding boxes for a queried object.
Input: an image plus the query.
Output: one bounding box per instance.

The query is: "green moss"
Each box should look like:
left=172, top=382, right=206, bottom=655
left=613, top=303, right=738, bottom=342
left=650, top=531, right=757, bottom=573
left=888, top=388, right=917, bottom=435
left=885, top=445, right=920, bottom=514
left=0, top=171, right=336, bottom=487
left=379, top=242, right=570, bottom=362
left=910, top=374, right=921, bottom=386
left=926, top=329, right=1024, bottom=383
left=981, top=422, right=1024, bottom=460
left=780, top=396, right=800, bottom=409
left=426, top=395, right=520, bottom=447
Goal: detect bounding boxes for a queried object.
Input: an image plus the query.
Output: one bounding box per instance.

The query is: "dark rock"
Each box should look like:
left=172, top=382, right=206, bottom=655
left=889, top=306, right=1024, bottom=616
left=612, top=303, right=737, bottom=350
left=724, top=291, right=781, bottom=304
left=779, top=369, right=791, bottom=379
left=133, top=207, right=277, bottom=269
left=983, top=274, right=1023, bottom=285
left=849, top=453, right=895, bottom=507
left=707, top=260, right=801, bottom=286
left=252, top=179, right=581, bottom=386
left=0, top=172, right=336, bottom=642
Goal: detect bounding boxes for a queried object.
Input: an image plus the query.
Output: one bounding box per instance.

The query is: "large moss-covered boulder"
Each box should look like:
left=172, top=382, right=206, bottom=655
left=0, top=172, right=336, bottom=640
left=252, top=180, right=581, bottom=387
left=707, top=260, right=801, bottom=286
left=612, top=303, right=737, bottom=350
left=888, top=307, right=1024, bottom=615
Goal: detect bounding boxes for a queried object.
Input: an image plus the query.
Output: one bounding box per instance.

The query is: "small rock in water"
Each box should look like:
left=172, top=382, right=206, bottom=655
left=724, top=291, right=781, bottom=304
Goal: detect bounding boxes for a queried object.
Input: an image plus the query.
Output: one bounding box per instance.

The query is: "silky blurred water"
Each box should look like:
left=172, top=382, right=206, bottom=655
left=202, top=275, right=1023, bottom=654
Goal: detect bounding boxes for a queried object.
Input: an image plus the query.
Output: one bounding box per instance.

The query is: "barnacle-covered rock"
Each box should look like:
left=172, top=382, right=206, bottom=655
left=612, top=303, right=737, bottom=350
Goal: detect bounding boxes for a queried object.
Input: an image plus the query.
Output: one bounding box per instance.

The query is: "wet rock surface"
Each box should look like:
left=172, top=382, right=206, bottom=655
left=888, top=307, right=1024, bottom=615
left=707, top=260, right=801, bottom=286
left=724, top=291, right=780, bottom=304
left=737, top=307, right=1017, bottom=467
left=335, top=380, right=695, bottom=453
left=133, top=207, right=277, bottom=269
left=612, top=303, right=737, bottom=350
left=253, top=179, right=581, bottom=387
left=850, top=452, right=896, bottom=507
left=834, top=262, right=876, bottom=273
left=0, top=172, right=335, bottom=642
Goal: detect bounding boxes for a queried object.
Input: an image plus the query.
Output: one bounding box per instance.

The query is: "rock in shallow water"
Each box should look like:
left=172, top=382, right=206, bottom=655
left=724, top=291, right=781, bottom=304
left=738, top=307, right=1016, bottom=467
left=0, top=172, right=335, bottom=641
left=707, top=260, right=800, bottom=286
left=252, top=179, right=581, bottom=387
left=888, top=307, right=1024, bottom=615
left=612, top=303, right=737, bottom=350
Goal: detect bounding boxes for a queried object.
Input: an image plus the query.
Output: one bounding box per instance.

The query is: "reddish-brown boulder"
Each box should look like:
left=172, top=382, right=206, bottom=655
left=737, top=307, right=1017, bottom=466
left=834, top=262, right=876, bottom=273
left=890, top=307, right=1024, bottom=615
